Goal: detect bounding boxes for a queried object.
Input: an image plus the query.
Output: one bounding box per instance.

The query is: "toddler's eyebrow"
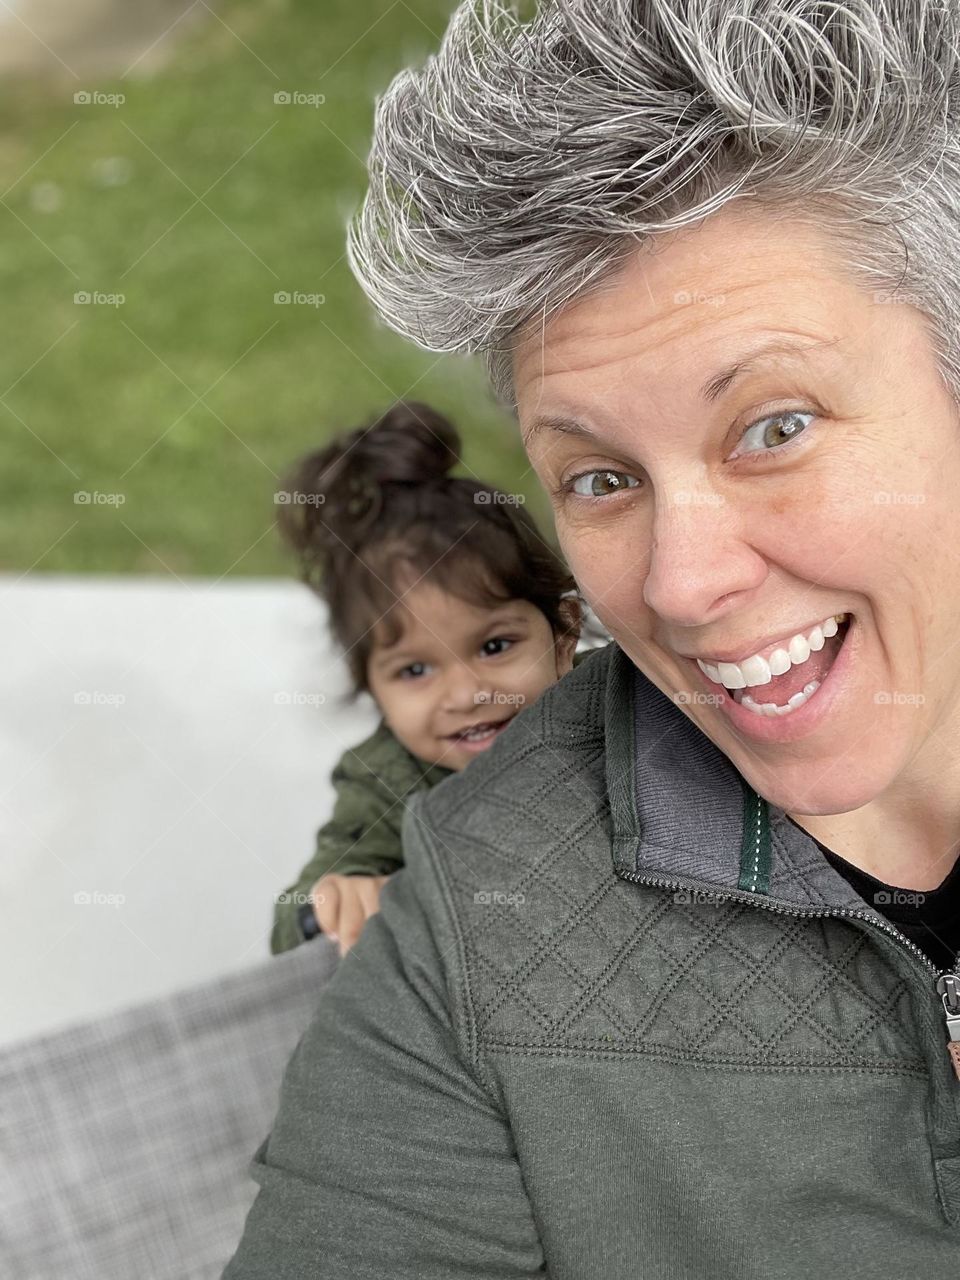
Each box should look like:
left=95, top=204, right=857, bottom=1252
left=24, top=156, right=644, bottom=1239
left=485, top=612, right=531, bottom=630
left=371, top=612, right=531, bottom=668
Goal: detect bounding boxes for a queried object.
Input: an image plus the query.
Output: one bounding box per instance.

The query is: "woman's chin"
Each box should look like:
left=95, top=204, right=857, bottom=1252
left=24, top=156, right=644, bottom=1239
left=729, top=748, right=902, bottom=819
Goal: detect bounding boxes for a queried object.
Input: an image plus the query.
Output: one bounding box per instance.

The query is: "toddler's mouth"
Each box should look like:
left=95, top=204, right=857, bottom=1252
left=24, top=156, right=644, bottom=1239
left=446, top=716, right=513, bottom=744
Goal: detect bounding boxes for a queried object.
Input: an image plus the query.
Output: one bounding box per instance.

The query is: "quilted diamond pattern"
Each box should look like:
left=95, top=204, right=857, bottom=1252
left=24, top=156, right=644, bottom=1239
left=420, top=646, right=924, bottom=1073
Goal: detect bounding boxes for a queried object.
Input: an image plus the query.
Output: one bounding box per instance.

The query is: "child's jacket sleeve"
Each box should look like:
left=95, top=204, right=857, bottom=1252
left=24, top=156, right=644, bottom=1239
left=269, top=723, right=446, bottom=955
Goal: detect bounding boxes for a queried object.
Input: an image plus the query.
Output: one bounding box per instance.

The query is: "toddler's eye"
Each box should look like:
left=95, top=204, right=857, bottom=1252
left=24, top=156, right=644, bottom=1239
left=482, top=636, right=514, bottom=656
left=397, top=662, right=428, bottom=680
left=568, top=469, right=641, bottom=498
left=736, top=410, right=814, bottom=455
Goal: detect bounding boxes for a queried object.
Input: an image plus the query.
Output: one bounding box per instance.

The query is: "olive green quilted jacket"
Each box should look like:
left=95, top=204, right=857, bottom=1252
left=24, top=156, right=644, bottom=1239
left=229, top=640, right=960, bottom=1278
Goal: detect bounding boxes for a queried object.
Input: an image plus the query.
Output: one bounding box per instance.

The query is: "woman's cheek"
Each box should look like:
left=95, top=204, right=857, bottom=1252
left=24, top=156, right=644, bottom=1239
left=560, top=526, right=640, bottom=619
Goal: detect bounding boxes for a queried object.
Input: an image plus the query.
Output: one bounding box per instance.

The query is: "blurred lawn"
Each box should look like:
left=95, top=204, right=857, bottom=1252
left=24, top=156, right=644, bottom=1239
left=0, top=0, right=552, bottom=576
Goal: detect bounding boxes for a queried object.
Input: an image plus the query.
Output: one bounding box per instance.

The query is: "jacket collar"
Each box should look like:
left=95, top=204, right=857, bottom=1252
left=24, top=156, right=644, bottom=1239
left=603, top=642, right=876, bottom=917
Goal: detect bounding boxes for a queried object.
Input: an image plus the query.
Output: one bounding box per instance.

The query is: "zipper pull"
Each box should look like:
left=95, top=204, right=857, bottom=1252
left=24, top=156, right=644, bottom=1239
left=935, top=972, right=960, bottom=1080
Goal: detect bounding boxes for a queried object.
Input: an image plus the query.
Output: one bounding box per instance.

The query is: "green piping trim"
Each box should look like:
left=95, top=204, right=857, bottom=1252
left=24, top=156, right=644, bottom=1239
left=738, top=779, right=771, bottom=894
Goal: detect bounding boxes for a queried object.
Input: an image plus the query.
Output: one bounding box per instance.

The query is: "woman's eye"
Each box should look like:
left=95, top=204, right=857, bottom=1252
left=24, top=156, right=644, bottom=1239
left=736, top=410, right=815, bottom=456
left=567, top=469, right=641, bottom=499
left=482, top=636, right=515, bottom=657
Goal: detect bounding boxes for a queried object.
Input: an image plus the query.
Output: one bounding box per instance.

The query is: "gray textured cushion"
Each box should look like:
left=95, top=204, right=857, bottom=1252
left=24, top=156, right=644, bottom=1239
left=1, top=940, right=337, bottom=1279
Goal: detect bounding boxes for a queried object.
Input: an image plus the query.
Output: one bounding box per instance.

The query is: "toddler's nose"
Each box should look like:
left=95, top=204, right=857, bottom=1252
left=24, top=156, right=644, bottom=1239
left=441, top=662, right=495, bottom=711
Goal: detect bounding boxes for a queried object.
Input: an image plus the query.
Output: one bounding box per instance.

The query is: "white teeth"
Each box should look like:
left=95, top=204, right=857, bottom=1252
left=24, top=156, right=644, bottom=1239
left=787, top=633, right=810, bottom=666
left=717, top=661, right=746, bottom=689
left=696, top=613, right=848, bottom=690
left=768, top=648, right=791, bottom=676
left=740, top=680, right=821, bottom=717
left=460, top=720, right=506, bottom=741
left=739, top=654, right=771, bottom=687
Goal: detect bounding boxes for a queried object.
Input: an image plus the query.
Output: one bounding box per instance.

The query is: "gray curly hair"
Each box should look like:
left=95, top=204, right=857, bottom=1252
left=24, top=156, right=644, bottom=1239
left=346, top=0, right=960, bottom=415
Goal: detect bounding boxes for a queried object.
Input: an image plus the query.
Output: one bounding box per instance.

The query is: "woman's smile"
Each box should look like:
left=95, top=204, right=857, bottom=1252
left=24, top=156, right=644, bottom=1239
left=683, top=612, right=858, bottom=744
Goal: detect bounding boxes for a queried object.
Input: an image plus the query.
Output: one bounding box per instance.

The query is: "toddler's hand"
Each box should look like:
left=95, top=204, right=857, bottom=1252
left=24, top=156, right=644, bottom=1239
left=309, top=873, right=392, bottom=955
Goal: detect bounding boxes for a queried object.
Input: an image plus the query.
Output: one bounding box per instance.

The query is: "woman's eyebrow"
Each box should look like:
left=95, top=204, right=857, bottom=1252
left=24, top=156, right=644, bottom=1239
left=701, top=334, right=842, bottom=403
left=522, top=414, right=604, bottom=446
left=524, top=334, right=842, bottom=445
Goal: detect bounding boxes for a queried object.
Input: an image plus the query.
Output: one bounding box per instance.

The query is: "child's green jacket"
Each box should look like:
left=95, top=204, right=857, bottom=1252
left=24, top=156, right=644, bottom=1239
left=270, top=649, right=591, bottom=954
left=269, top=722, right=453, bottom=954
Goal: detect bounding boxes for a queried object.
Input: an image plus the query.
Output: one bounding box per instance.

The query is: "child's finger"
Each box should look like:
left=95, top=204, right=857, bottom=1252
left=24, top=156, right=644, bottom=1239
left=356, top=876, right=388, bottom=920
left=310, top=876, right=341, bottom=937
left=337, top=885, right=370, bottom=954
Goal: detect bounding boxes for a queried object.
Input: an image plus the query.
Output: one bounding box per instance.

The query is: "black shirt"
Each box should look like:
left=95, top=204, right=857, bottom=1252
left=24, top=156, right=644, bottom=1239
left=785, top=816, right=960, bottom=973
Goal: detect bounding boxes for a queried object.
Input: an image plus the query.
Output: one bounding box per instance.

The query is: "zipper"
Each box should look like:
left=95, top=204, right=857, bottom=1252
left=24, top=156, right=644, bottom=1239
left=937, top=973, right=960, bottom=1082
left=618, top=867, right=960, bottom=1081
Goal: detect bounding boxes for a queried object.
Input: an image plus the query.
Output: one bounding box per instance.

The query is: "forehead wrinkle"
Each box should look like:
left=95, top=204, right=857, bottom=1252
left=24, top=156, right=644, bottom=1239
left=519, top=201, right=857, bottom=361
left=523, top=318, right=842, bottom=403
left=515, top=247, right=862, bottom=436
left=517, top=283, right=841, bottom=401
left=520, top=325, right=846, bottom=452
left=541, top=285, right=834, bottom=365
left=530, top=260, right=820, bottom=351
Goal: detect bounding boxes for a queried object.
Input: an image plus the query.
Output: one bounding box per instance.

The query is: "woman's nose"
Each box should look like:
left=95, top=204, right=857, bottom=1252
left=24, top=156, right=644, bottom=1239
left=641, top=489, right=766, bottom=626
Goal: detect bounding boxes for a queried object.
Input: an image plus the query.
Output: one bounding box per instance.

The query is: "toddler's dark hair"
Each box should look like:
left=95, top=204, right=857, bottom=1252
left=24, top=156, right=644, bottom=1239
left=277, top=400, right=587, bottom=702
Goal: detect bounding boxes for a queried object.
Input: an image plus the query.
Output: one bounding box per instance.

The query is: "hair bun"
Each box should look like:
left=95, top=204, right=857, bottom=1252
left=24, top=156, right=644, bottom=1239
left=353, top=400, right=461, bottom=485
left=276, top=401, right=462, bottom=563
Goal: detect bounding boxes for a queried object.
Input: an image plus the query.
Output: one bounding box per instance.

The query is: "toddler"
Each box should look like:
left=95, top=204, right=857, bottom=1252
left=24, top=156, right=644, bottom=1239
left=270, top=400, right=598, bottom=956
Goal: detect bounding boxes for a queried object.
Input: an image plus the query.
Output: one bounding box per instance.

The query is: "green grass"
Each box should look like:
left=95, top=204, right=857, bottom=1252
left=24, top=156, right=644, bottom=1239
left=0, top=0, right=554, bottom=576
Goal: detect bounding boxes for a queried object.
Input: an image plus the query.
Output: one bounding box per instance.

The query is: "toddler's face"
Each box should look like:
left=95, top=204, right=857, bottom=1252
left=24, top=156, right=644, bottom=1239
left=366, top=581, right=577, bottom=771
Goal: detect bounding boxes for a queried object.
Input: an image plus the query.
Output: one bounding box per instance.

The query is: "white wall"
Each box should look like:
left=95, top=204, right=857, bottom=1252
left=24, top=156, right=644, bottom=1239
left=1, top=574, right=380, bottom=1046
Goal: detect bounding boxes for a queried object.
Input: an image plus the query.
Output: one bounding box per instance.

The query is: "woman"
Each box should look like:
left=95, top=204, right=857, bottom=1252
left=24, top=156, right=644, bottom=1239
left=224, top=2, right=960, bottom=1275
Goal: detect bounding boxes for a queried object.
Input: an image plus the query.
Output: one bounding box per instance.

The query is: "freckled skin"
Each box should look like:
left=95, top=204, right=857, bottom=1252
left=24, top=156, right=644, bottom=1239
left=513, top=202, right=960, bottom=889
left=366, top=579, right=577, bottom=774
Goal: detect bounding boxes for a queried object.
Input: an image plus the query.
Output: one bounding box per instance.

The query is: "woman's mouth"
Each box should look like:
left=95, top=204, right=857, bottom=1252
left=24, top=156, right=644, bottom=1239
left=686, top=612, right=855, bottom=742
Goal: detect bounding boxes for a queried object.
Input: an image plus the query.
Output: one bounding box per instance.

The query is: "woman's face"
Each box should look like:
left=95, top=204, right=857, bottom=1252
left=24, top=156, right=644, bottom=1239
left=513, top=203, right=960, bottom=816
